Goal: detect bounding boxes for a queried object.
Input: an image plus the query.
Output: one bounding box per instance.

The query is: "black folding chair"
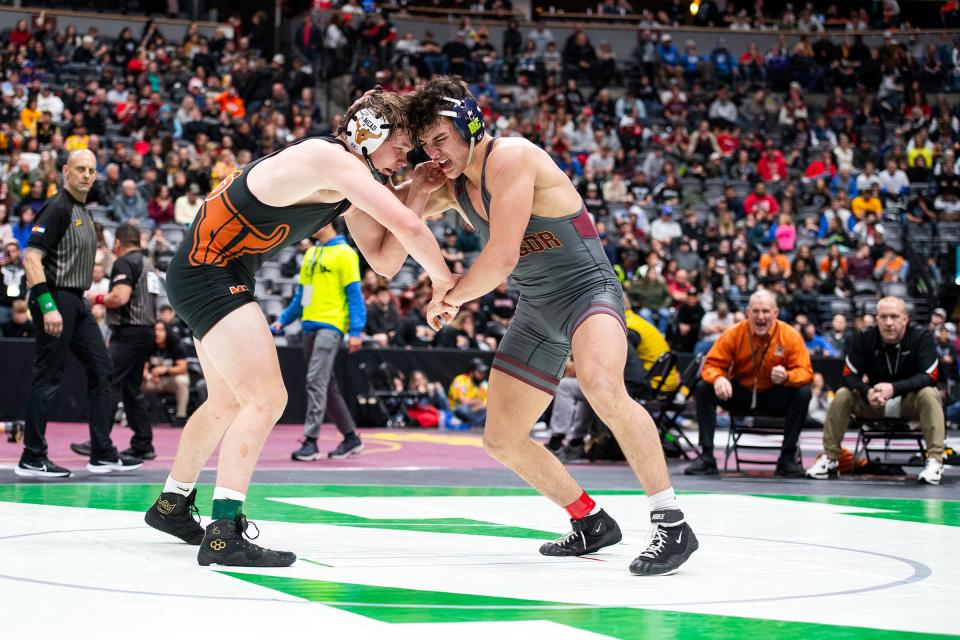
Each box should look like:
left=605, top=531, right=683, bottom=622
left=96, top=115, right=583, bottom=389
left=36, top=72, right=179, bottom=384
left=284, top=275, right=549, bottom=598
left=724, top=414, right=799, bottom=472
left=357, top=361, right=412, bottom=428
left=635, top=352, right=701, bottom=460
left=853, top=418, right=926, bottom=467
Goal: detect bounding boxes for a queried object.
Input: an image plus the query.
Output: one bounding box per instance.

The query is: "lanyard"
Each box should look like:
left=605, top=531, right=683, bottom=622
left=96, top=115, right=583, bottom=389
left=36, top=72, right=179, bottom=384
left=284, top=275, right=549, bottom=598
left=307, top=243, right=328, bottom=278
left=747, top=327, right=773, bottom=410
left=884, top=343, right=901, bottom=378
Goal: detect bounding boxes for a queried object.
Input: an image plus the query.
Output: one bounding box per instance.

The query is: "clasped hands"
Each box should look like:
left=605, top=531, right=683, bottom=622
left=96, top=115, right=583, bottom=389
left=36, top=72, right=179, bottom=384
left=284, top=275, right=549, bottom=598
left=427, top=275, right=460, bottom=331
left=866, top=382, right=895, bottom=408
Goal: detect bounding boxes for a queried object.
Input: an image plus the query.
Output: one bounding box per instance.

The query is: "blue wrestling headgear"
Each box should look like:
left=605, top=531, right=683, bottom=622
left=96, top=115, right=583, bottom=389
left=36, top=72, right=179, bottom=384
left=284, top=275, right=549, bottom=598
left=438, top=96, right=484, bottom=166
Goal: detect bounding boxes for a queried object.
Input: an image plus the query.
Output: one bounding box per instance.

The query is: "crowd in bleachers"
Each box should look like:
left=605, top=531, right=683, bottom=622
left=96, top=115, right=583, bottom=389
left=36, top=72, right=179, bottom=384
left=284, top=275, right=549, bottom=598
left=0, top=5, right=957, bottom=407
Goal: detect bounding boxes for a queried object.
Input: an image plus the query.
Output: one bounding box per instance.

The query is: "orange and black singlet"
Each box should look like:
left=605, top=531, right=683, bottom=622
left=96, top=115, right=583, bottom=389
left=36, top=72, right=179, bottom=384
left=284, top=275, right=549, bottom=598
left=165, top=136, right=353, bottom=339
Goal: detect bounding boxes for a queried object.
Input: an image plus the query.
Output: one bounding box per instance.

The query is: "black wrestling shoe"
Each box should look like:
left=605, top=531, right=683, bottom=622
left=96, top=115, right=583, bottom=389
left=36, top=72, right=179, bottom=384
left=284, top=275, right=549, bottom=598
left=539, top=509, right=622, bottom=556
left=629, top=509, right=698, bottom=576
left=145, top=489, right=205, bottom=545
left=197, top=514, right=296, bottom=567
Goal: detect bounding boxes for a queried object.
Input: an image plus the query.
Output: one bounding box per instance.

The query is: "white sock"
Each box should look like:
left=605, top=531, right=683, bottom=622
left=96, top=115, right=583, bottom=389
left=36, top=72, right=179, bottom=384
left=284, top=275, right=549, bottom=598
left=163, top=476, right=195, bottom=497
left=648, top=487, right=681, bottom=512
left=212, top=487, right=247, bottom=502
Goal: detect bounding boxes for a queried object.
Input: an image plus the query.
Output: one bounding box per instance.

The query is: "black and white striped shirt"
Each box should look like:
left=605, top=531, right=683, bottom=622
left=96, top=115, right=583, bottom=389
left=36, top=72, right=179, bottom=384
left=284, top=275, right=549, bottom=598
left=107, top=250, right=157, bottom=328
left=26, top=190, right=97, bottom=291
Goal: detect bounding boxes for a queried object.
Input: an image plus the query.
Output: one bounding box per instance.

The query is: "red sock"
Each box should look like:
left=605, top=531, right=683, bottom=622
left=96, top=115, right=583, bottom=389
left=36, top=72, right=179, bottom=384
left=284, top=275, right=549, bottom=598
left=564, top=491, right=596, bottom=520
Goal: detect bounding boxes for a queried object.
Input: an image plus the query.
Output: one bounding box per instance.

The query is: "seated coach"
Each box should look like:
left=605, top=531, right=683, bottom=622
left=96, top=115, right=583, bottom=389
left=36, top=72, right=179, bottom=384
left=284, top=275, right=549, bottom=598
left=806, top=296, right=945, bottom=485
left=685, top=290, right=813, bottom=477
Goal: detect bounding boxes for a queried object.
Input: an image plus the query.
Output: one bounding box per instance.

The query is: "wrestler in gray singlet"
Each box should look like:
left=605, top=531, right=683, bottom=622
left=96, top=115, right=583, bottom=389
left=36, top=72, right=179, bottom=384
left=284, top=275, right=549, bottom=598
left=453, top=139, right=625, bottom=395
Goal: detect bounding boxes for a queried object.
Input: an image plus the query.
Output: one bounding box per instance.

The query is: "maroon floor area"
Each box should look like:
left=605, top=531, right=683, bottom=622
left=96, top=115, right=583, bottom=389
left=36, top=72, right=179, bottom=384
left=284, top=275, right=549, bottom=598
left=0, top=422, right=502, bottom=470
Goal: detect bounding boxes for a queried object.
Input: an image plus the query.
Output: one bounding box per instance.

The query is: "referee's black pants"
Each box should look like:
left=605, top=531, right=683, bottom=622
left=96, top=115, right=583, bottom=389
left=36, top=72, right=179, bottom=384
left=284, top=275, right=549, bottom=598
left=23, top=290, right=117, bottom=463
left=109, top=325, right=155, bottom=453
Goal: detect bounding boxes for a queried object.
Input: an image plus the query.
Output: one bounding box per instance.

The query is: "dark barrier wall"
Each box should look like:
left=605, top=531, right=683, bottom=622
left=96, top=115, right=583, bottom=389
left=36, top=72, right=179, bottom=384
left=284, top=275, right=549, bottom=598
left=1, top=337, right=840, bottom=424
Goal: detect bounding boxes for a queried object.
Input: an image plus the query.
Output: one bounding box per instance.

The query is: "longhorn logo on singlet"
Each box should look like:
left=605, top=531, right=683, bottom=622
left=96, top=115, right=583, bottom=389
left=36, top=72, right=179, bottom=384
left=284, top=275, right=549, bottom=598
left=518, top=231, right=563, bottom=258
left=188, top=170, right=290, bottom=267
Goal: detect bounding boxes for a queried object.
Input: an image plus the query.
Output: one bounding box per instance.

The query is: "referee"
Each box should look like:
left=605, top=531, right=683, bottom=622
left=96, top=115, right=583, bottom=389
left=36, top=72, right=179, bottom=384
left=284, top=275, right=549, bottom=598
left=16, top=150, right=142, bottom=478
left=72, top=222, right=159, bottom=460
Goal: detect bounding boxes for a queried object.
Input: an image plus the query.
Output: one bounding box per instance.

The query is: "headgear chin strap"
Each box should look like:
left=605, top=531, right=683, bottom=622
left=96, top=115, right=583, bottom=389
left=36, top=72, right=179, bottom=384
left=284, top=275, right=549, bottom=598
left=346, top=107, right=393, bottom=184
left=438, top=96, right=484, bottom=167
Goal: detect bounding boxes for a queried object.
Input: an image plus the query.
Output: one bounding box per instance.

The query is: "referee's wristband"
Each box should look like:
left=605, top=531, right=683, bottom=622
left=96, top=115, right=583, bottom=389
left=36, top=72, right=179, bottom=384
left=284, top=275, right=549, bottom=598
left=30, top=283, right=58, bottom=314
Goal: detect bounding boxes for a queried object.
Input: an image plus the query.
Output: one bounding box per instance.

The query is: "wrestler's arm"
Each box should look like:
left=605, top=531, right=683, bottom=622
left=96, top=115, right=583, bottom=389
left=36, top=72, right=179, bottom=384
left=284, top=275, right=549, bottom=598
left=345, top=164, right=457, bottom=277
left=444, top=149, right=533, bottom=307
left=270, top=140, right=454, bottom=290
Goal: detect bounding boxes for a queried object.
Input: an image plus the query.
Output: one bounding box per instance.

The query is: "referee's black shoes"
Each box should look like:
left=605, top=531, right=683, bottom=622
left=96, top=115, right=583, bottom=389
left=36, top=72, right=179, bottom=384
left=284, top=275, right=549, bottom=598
left=87, top=453, right=143, bottom=474
left=14, top=457, right=72, bottom=479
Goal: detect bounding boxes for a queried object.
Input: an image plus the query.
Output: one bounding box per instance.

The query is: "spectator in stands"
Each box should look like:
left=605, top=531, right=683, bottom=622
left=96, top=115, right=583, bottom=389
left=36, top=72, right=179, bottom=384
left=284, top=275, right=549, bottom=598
left=650, top=205, right=682, bottom=244
left=0, top=238, right=25, bottom=325
left=879, top=158, right=910, bottom=201
left=142, top=320, right=189, bottom=427
left=111, top=179, right=147, bottom=226
left=758, top=144, right=788, bottom=183
left=147, top=184, right=174, bottom=228
left=708, top=86, right=738, bottom=129
left=743, top=181, right=779, bottom=218
left=686, top=290, right=813, bottom=477
left=694, top=300, right=734, bottom=355
left=935, top=325, right=958, bottom=384
left=852, top=183, right=884, bottom=221
left=672, top=287, right=705, bottom=353
left=790, top=273, right=820, bottom=320
left=825, top=314, right=854, bottom=355
left=847, top=243, right=876, bottom=280
left=396, top=296, right=435, bottom=348
left=930, top=307, right=948, bottom=334
left=174, top=183, right=202, bottom=226
left=807, top=372, right=833, bottom=428
left=802, top=322, right=838, bottom=357
left=447, top=358, right=489, bottom=428
left=0, top=298, right=34, bottom=338
left=806, top=297, right=945, bottom=485
left=11, top=207, right=35, bottom=251
left=480, top=280, right=517, bottom=330
left=856, top=161, right=882, bottom=193
left=365, top=284, right=401, bottom=347
left=626, top=267, right=672, bottom=332
left=874, top=246, right=909, bottom=282
left=758, top=243, right=790, bottom=279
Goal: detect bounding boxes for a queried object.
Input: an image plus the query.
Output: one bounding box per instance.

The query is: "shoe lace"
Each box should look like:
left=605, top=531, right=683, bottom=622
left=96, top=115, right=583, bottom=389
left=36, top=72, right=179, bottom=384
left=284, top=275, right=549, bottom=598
left=640, top=524, right=668, bottom=559
left=550, top=529, right=584, bottom=550
left=187, top=500, right=201, bottom=524
left=236, top=515, right=262, bottom=542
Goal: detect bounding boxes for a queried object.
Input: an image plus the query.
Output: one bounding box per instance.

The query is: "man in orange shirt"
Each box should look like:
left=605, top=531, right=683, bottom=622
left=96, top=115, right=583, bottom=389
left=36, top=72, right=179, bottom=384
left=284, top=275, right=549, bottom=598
left=685, top=290, right=813, bottom=477
left=758, top=243, right=791, bottom=279
left=214, top=86, right=246, bottom=120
